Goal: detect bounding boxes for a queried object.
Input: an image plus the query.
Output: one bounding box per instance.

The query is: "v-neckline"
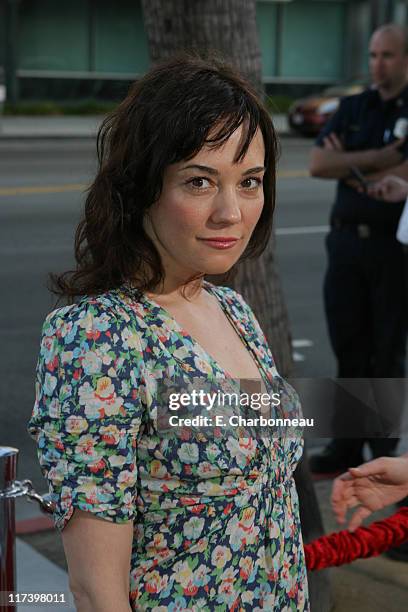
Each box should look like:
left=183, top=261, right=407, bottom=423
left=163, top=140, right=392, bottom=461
left=127, top=281, right=269, bottom=386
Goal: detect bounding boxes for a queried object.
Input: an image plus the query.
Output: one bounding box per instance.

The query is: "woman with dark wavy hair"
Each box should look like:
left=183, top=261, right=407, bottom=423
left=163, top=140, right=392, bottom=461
left=28, top=54, right=309, bottom=611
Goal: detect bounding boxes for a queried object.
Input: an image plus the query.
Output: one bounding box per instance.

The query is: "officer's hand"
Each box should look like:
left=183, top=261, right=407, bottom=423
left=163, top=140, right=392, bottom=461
left=367, top=175, right=408, bottom=202
left=331, top=455, right=408, bottom=532
left=344, top=178, right=363, bottom=191
left=371, top=138, right=405, bottom=170
left=323, top=132, right=344, bottom=151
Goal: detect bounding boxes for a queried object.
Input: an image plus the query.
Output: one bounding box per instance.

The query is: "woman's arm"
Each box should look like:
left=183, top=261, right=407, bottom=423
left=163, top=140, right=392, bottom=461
left=28, top=302, right=146, bottom=609
left=62, top=509, right=133, bottom=612
left=331, top=453, right=408, bottom=532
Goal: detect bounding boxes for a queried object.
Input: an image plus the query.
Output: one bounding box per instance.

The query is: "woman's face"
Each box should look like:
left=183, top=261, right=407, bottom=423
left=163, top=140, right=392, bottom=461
left=143, top=124, right=266, bottom=288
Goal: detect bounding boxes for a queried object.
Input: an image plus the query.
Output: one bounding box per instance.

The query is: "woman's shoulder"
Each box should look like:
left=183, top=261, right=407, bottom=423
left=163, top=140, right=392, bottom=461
left=41, top=286, right=145, bottom=339
left=43, top=291, right=115, bottom=327
left=37, top=288, right=148, bottom=372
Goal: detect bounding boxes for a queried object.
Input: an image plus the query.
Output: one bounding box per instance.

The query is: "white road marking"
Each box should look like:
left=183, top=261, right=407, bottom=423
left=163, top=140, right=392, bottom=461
left=292, top=338, right=314, bottom=362
left=276, top=225, right=329, bottom=236
left=292, top=339, right=314, bottom=348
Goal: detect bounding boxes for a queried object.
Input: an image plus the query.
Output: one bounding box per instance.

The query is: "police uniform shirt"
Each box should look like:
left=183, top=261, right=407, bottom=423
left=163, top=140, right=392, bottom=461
left=315, top=85, right=408, bottom=231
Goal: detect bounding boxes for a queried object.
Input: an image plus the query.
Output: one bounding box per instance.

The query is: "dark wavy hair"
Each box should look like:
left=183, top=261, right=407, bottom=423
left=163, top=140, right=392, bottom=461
left=51, top=53, right=279, bottom=302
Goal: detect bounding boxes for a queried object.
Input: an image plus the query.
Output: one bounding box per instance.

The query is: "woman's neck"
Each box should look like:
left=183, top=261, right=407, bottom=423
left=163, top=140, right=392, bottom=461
left=146, top=276, right=206, bottom=304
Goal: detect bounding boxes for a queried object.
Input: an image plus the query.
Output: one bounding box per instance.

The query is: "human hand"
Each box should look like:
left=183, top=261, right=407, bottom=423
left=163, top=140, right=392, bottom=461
left=344, top=177, right=364, bottom=191
left=344, top=166, right=371, bottom=192
left=367, top=175, right=408, bottom=202
left=370, top=138, right=405, bottom=170
left=331, top=455, right=408, bottom=532
left=323, top=132, right=344, bottom=151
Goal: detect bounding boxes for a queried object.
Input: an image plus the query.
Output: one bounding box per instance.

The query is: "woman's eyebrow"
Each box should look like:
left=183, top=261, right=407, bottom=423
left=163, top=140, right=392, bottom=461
left=179, top=164, right=218, bottom=175
left=242, top=166, right=265, bottom=175
left=179, top=164, right=265, bottom=175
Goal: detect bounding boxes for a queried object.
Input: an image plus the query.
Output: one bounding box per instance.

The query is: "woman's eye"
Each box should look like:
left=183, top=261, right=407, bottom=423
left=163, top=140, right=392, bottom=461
left=241, top=177, right=262, bottom=190
left=187, top=177, right=211, bottom=190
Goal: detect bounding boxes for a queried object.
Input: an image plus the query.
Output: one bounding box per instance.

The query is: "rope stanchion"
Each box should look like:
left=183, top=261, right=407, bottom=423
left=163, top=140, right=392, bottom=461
left=304, top=507, right=408, bottom=570
left=0, top=446, right=56, bottom=611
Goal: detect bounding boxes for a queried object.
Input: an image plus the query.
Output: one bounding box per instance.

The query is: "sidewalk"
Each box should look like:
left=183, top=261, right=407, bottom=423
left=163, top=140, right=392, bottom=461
left=0, top=114, right=290, bottom=139
left=13, top=444, right=408, bottom=612
left=0, top=115, right=102, bottom=139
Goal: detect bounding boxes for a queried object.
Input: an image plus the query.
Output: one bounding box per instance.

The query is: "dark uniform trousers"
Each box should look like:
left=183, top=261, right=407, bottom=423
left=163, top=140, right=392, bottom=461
left=324, top=225, right=408, bottom=457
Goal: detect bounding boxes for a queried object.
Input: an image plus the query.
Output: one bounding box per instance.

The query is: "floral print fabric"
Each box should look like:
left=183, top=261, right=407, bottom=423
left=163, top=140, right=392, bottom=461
left=28, top=282, right=309, bottom=611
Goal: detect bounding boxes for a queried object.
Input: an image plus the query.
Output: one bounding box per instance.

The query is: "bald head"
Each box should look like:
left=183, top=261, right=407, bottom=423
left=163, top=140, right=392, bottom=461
left=369, top=24, right=408, bottom=98
left=371, top=24, right=408, bottom=55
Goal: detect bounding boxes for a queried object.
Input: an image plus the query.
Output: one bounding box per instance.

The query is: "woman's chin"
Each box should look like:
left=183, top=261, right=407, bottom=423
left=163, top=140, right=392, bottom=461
left=202, top=261, right=237, bottom=275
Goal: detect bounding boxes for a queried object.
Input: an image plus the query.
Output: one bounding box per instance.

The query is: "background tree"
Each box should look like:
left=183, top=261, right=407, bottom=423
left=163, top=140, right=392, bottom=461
left=141, top=1, right=332, bottom=608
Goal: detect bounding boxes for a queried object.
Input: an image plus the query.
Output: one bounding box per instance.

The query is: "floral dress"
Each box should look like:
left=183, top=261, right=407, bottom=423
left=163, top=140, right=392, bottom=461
left=28, top=281, right=309, bottom=611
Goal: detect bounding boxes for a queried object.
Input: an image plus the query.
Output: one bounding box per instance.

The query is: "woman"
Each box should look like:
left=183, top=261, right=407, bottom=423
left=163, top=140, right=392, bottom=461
left=28, top=55, right=308, bottom=611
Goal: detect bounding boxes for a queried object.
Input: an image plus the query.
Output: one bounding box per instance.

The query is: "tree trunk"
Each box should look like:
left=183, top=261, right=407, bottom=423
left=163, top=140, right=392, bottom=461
left=141, top=0, right=263, bottom=93
left=141, top=2, right=332, bottom=608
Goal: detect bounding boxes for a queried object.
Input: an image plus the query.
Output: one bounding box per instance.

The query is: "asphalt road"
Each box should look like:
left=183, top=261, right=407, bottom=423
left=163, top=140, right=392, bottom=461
left=0, top=136, right=338, bottom=491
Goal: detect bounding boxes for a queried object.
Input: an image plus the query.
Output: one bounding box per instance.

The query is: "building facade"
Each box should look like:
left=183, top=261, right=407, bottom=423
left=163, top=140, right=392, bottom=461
left=1, top=0, right=406, bottom=104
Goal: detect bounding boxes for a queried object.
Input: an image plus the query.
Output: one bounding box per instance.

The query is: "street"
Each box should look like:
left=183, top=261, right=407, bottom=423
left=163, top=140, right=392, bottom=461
left=1, top=135, right=338, bottom=491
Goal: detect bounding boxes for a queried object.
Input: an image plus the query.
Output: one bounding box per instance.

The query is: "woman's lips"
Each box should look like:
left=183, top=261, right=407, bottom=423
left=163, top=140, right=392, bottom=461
left=198, top=237, right=240, bottom=250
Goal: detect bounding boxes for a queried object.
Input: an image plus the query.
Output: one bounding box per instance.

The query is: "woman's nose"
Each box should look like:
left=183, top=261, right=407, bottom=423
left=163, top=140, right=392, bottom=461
left=210, top=188, right=241, bottom=224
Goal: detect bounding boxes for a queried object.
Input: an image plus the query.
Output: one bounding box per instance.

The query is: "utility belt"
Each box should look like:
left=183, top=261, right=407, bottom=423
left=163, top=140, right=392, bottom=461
left=331, top=216, right=397, bottom=239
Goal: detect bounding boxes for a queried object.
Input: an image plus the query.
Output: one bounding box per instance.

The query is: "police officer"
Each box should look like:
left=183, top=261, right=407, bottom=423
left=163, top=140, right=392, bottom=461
left=309, top=24, right=408, bottom=474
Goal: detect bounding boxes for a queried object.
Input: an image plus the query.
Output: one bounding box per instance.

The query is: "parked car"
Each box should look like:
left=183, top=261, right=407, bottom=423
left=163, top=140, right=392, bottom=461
left=288, top=80, right=369, bottom=136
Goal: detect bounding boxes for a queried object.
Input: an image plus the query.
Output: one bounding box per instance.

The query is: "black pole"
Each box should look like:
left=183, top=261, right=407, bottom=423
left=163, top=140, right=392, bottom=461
left=4, top=0, right=20, bottom=105
left=88, top=0, right=96, bottom=73
left=370, top=0, right=380, bottom=30
left=385, top=0, right=395, bottom=22
left=370, top=0, right=395, bottom=30
left=0, top=447, right=19, bottom=612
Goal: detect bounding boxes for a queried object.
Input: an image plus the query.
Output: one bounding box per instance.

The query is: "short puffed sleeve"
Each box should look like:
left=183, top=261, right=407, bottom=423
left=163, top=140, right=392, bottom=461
left=27, top=298, right=146, bottom=532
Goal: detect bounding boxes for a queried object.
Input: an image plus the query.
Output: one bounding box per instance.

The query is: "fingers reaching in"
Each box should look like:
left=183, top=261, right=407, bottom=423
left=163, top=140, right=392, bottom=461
left=331, top=474, right=358, bottom=525
left=348, top=458, right=388, bottom=479
left=348, top=505, right=372, bottom=532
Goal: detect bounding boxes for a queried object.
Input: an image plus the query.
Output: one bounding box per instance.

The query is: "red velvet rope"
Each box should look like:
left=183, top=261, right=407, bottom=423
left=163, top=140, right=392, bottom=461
left=304, top=507, right=408, bottom=571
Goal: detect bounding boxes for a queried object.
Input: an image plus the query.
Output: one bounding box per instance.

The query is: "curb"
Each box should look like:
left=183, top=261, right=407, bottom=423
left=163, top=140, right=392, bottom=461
left=0, top=134, right=98, bottom=141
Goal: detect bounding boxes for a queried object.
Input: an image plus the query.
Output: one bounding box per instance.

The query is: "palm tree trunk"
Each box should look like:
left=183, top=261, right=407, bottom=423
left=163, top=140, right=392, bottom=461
left=141, top=0, right=262, bottom=91
left=141, top=2, right=332, bottom=608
